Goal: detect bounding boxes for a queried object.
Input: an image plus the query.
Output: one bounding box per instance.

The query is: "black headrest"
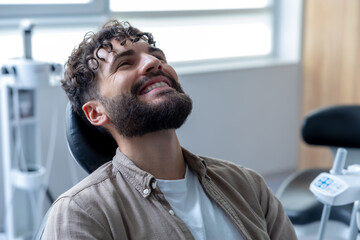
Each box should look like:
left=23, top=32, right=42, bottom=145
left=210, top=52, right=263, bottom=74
left=65, top=102, right=117, bottom=173
left=302, top=105, right=360, bottom=148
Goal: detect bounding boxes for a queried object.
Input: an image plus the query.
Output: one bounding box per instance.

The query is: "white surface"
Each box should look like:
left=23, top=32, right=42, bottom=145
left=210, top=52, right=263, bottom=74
left=177, top=63, right=301, bottom=175
left=310, top=173, right=360, bottom=206
left=11, top=167, right=45, bottom=191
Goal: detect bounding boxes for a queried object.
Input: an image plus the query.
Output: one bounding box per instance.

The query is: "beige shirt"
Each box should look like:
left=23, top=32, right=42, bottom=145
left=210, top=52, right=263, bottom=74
left=42, top=148, right=297, bottom=240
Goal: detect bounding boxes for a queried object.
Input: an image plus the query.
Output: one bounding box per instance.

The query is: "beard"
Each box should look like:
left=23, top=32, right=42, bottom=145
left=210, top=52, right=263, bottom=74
left=99, top=71, right=192, bottom=138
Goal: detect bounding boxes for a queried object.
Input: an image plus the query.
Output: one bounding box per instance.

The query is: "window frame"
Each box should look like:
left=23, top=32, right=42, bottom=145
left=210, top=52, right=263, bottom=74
left=110, top=0, right=271, bottom=12
left=0, top=0, right=109, bottom=18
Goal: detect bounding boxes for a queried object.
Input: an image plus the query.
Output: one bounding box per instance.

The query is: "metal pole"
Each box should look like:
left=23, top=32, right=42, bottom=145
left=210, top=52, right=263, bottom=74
left=21, top=20, right=34, bottom=60
left=349, top=201, right=360, bottom=240
left=317, top=204, right=331, bottom=240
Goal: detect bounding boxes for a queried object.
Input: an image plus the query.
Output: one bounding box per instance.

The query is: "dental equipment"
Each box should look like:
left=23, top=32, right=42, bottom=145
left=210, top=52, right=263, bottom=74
left=277, top=105, right=360, bottom=240
left=0, top=21, right=61, bottom=240
left=310, top=148, right=360, bottom=240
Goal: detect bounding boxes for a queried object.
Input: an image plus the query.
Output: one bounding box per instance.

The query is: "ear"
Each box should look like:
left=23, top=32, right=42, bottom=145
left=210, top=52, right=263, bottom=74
left=82, top=101, right=109, bottom=126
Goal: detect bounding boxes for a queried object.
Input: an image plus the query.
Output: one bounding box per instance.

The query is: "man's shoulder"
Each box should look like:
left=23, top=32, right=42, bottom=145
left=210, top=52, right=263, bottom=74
left=54, top=161, right=116, bottom=204
left=200, top=155, right=241, bottom=167
left=199, top=154, right=265, bottom=184
left=182, top=148, right=265, bottom=184
left=199, top=154, right=244, bottom=172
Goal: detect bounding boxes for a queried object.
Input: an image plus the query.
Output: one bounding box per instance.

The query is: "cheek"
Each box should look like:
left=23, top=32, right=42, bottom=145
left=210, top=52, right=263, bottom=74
left=99, top=74, right=130, bottom=98
left=165, top=66, right=179, bottom=83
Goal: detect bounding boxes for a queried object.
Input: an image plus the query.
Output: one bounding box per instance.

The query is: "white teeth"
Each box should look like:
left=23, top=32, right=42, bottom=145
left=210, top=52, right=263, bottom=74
left=144, top=82, right=168, bottom=94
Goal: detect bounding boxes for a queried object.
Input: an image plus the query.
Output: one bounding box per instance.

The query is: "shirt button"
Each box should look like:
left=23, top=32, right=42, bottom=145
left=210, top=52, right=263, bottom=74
left=169, top=209, right=175, bottom=216
left=143, top=189, right=149, bottom=195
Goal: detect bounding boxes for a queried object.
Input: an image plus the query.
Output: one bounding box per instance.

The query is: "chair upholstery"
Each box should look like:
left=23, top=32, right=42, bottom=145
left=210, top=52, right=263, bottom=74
left=302, top=105, right=360, bottom=148
left=65, top=102, right=117, bottom=173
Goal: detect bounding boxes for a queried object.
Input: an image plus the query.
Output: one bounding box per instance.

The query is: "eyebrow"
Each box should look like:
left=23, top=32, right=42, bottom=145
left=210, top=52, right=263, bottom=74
left=148, top=46, right=166, bottom=58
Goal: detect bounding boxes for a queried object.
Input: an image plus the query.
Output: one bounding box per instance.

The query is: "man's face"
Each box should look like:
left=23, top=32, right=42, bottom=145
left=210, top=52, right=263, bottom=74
left=94, top=39, right=192, bottom=137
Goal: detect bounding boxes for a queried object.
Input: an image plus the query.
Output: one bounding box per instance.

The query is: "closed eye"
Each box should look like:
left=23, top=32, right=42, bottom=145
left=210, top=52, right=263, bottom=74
left=110, top=50, right=136, bottom=72
left=152, top=53, right=167, bottom=63
left=148, top=46, right=167, bottom=63
left=116, top=60, right=133, bottom=70
left=119, top=62, right=130, bottom=67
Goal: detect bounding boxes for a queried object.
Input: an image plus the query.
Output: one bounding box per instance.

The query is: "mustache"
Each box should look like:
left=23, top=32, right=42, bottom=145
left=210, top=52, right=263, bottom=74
left=131, top=71, right=182, bottom=96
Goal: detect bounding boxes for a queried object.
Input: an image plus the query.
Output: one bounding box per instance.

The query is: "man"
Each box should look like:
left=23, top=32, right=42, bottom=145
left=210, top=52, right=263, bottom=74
left=43, top=20, right=297, bottom=239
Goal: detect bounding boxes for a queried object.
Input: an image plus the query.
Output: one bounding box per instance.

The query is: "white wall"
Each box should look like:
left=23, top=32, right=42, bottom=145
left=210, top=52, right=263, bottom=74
left=178, top=63, right=301, bottom=174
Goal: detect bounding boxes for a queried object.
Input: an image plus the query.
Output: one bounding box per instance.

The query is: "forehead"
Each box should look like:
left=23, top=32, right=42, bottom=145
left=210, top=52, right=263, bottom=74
left=96, top=39, right=152, bottom=61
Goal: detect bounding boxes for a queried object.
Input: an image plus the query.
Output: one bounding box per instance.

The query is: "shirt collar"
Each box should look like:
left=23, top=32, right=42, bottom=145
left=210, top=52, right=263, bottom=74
left=112, top=147, right=208, bottom=198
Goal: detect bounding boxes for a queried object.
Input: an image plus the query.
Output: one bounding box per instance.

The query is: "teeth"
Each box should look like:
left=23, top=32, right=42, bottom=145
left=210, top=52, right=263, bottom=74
left=144, top=82, right=168, bottom=94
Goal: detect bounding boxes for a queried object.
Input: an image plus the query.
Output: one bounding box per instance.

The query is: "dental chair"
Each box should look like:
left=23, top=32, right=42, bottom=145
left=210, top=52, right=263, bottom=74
left=65, top=102, right=117, bottom=173
left=277, top=105, right=360, bottom=239
left=36, top=103, right=117, bottom=239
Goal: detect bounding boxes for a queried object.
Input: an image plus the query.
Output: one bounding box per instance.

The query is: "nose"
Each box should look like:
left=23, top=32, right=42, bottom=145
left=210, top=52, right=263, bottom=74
left=139, top=53, right=162, bottom=75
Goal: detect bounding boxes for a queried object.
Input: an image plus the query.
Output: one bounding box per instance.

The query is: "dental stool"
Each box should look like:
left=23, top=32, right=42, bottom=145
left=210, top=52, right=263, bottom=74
left=277, top=105, right=360, bottom=234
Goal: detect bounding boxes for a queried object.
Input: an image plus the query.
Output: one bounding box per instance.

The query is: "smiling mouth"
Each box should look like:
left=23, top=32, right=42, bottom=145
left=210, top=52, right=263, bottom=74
left=143, top=81, right=169, bottom=94
left=138, top=76, right=172, bottom=95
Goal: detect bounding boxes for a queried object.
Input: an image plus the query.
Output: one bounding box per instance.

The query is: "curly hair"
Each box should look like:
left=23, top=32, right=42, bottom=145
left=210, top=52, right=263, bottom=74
left=62, top=20, right=155, bottom=122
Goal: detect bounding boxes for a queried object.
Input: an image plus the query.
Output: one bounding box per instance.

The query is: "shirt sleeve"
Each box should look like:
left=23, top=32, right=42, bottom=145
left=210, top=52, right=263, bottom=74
left=42, top=197, right=113, bottom=240
left=249, top=169, right=298, bottom=240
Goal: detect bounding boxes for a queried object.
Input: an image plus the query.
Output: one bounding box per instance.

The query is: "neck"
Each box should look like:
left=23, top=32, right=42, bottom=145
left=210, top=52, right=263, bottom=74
left=115, top=130, right=185, bottom=180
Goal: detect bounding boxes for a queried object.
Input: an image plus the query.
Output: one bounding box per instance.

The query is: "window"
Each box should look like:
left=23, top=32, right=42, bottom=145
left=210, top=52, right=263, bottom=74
left=0, top=0, right=283, bottom=69
left=110, top=0, right=273, bottom=63
left=0, top=0, right=108, bottom=64
left=0, top=0, right=108, bottom=18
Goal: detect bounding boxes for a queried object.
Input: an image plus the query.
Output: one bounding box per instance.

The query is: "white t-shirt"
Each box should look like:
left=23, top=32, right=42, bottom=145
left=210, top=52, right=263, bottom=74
left=157, top=166, right=244, bottom=240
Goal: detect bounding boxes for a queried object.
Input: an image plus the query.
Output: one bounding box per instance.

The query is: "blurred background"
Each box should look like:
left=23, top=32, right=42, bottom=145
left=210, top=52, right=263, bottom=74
left=1, top=0, right=359, bottom=239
